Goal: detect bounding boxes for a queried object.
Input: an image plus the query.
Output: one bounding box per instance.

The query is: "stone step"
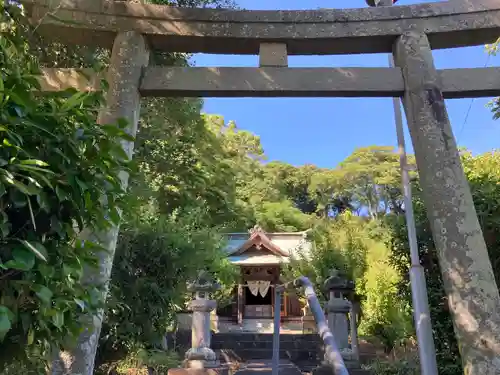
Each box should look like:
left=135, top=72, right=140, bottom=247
left=312, top=370, right=372, bottom=375
left=232, top=360, right=371, bottom=375
left=212, top=340, right=323, bottom=351
left=213, top=333, right=322, bottom=343
left=212, top=333, right=323, bottom=352
left=215, top=348, right=322, bottom=362
left=311, top=365, right=371, bottom=375
left=234, top=360, right=303, bottom=375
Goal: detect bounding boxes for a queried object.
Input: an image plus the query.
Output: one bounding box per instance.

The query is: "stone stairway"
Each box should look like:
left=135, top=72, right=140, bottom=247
left=212, top=333, right=370, bottom=374
left=171, top=331, right=372, bottom=375
left=212, top=333, right=323, bottom=364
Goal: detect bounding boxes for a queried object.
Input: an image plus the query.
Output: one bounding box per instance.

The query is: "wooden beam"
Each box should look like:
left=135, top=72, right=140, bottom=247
left=24, top=0, right=500, bottom=55
left=37, top=67, right=500, bottom=99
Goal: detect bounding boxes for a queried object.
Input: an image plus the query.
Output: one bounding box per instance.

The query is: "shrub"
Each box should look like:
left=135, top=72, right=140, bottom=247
left=0, top=4, right=131, bottom=370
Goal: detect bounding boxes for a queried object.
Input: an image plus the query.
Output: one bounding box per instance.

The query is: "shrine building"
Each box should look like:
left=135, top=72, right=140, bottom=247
left=216, top=225, right=312, bottom=327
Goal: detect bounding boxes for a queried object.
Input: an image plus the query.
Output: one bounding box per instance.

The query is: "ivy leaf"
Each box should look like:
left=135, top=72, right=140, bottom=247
left=74, top=299, right=85, bottom=312
left=4, top=247, right=35, bottom=270
left=109, top=206, right=121, bottom=225
left=101, top=125, right=135, bottom=142
left=55, top=185, right=68, bottom=201
left=19, top=159, right=49, bottom=167
left=0, top=223, right=9, bottom=238
left=115, top=117, right=129, bottom=130
left=60, top=91, right=88, bottom=112
left=27, top=328, right=35, bottom=345
left=33, top=285, right=53, bottom=305
left=0, top=306, right=13, bottom=342
left=1, top=176, right=38, bottom=195
left=20, top=240, right=48, bottom=262
left=75, top=177, right=88, bottom=192
left=52, top=311, right=64, bottom=329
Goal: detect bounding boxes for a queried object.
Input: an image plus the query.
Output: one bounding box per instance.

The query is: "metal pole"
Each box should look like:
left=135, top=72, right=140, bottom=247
left=293, top=277, right=349, bottom=375
left=365, top=2, right=438, bottom=374
left=389, top=54, right=439, bottom=375
left=366, top=1, right=438, bottom=371
left=272, top=286, right=282, bottom=375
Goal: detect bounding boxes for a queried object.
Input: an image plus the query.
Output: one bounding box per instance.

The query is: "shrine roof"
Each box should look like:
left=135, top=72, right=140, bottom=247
left=223, top=225, right=312, bottom=260
left=227, top=254, right=290, bottom=265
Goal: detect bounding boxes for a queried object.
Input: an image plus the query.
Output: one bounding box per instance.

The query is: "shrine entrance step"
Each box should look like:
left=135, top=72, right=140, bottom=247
left=234, top=360, right=302, bottom=375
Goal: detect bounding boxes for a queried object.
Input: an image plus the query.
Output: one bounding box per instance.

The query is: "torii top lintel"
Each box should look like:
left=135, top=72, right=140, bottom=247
left=23, top=0, right=500, bottom=55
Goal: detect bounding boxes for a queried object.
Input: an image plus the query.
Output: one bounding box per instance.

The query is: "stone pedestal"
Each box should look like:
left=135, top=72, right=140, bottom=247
left=184, top=271, right=220, bottom=369
left=326, top=297, right=350, bottom=350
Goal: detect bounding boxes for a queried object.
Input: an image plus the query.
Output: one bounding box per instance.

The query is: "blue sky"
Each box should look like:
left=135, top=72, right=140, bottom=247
left=190, top=0, right=500, bottom=168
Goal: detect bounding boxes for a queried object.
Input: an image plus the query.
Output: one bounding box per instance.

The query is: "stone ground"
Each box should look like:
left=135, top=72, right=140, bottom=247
left=217, top=319, right=306, bottom=334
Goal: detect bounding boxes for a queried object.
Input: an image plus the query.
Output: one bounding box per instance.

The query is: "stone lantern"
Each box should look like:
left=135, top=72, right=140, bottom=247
left=323, top=268, right=358, bottom=363
left=184, top=270, right=220, bottom=369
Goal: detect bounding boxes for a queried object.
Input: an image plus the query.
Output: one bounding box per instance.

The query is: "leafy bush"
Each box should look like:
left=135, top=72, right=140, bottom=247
left=97, top=348, right=180, bottom=375
left=368, top=359, right=420, bottom=375
left=96, top=208, right=237, bottom=366
left=386, top=151, right=500, bottom=375
left=365, top=340, right=420, bottom=375
left=285, top=212, right=412, bottom=348
left=0, top=4, right=131, bottom=370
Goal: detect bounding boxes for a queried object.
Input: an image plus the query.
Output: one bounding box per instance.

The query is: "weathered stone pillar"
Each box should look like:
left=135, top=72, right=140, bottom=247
left=185, top=271, right=220, bottom=369
left=51, top=31, right=149, bottom=375
left=393, top=31, right=500, bottom=375
left=348, top=298, right=360, bottom=363
left=324, top=269, right=355, bottom=362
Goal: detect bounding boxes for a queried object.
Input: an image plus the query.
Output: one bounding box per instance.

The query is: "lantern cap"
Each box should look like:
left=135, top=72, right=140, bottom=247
left=324, top=268, right=355, bottom=292
left=187, top=270, right=220, bottom=292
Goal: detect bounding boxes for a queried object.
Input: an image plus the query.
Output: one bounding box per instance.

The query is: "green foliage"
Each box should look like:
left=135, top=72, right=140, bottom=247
left=95, top=109, right=246, bottom=370
left=385, top=151, right=500, bottom=375
left=368, top=357, right=420, bottom=375
left=98, top=210, right=236, bottom=360
left=358, top=237, right=412, bottom=351
left=263, top=162, right=319, bottom=214
left=284, top=211, right=411, bottom=344
left=97, top=348, right=180, bottom=375
left=486, top=38, right=500, bottom=119
left=253, top=200, right=312, bottom=232
left=335, top=146, right=414, bottom=217
left=385, top=179, right=463, bottom=375
left=0, top=4, right=131, bottom=370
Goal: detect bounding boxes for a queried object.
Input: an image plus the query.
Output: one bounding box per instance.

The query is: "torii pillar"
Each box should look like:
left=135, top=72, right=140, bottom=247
left=51, top=31, right=149, bottom=375
left=393, top=31, right=500, bottom=375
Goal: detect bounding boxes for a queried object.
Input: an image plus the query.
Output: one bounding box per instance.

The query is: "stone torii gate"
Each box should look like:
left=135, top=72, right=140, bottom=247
left=24, top=0, right=500, bottom=374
